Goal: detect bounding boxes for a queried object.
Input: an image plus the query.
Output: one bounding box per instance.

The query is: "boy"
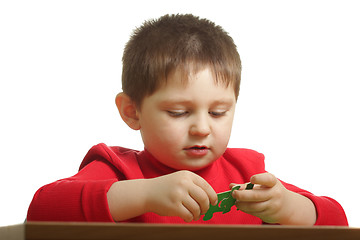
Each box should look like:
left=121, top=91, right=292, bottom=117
left=27, top=14, right=347, bottom=225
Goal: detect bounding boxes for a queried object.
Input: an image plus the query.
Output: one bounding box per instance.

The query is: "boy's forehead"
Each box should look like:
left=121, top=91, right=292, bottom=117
left=150, top=67, right=236, bottom=100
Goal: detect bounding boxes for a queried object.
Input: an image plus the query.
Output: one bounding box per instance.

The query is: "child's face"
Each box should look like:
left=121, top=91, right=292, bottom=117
left=138, top=67, right=236, bottom=171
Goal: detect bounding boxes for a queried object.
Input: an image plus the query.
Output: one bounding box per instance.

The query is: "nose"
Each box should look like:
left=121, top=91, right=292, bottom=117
left=189, top=113, right=211, bottom=137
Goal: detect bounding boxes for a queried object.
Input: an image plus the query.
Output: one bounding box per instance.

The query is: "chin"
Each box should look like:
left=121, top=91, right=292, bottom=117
left=175, top=160, right=214, bottom=172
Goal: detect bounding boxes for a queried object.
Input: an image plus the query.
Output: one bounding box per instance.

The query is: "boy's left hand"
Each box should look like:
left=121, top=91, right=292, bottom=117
left=230, top=172, right=316, bottom=225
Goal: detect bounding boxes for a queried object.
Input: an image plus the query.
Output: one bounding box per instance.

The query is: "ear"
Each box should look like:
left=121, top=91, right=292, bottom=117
left=115, top=93, right=141, bottom=130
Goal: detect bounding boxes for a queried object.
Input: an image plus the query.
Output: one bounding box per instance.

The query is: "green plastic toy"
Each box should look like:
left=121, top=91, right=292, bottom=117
left=203, top=183, right=254, bottom=221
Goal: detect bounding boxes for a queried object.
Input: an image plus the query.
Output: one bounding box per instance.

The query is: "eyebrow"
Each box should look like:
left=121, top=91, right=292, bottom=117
left=211, top=99, right=235, bottom=105
left=158, top=98, right=235, bottom=107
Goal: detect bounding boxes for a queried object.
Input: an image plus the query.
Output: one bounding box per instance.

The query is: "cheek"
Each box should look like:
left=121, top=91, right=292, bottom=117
left=158, top=123, right=187, bottom=145
left=141, top=120, right=186, bottom=147
left=213, top=119, right=234, bottom=144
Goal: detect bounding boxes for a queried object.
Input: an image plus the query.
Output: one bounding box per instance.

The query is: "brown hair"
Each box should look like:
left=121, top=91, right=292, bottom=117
left=122, top=14, right=241, bottom=106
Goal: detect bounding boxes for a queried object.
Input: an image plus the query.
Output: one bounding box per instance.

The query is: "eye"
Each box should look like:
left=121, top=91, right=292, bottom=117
left=209, top=111, right=227, bottom=117
left=167, top=110, right=188, bottom=117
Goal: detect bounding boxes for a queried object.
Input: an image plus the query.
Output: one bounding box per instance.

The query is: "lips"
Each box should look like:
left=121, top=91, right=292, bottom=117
left=184, top=145, right=209, bottom=157
left=185, top=145, right=208, bottom=150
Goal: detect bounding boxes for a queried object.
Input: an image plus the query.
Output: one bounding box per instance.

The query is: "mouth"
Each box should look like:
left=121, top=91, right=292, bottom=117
left=184, top=145, right=208, bottom=150
left=184, top=145, right=209, bottom=157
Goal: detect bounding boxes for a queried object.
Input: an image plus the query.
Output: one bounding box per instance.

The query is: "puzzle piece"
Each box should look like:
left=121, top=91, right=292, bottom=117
left=203, top=183, right=254, bottom=221
left=245, top=183, right=254, bottom=190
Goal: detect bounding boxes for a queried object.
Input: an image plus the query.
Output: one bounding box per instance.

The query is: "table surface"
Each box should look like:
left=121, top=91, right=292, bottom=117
left=1, top=222, right=360, bottom=240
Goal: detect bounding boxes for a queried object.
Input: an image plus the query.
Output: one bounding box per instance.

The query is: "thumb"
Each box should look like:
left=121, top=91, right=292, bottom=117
left=250, top=173, right=277, bottom=188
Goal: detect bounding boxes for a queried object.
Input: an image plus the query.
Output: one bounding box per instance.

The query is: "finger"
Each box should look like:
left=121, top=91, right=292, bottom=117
left=235, top=200, right=268, bottom=215
left=232, top=187, right=272, bottom=202
left=188, top=185, right=210, bottom=215
left=177, top=204, right=195, bottom=223
left=182, top=196, right=201, bottom=222
left=193, top=175, right=218, bottom=206
left=250, top=173, right=278, bottom=188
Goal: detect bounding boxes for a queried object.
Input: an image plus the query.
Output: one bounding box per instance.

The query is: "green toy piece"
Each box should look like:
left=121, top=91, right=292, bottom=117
left=203, top=183, right=254, bottom=221
left=245, top=183, right=254, bottom=190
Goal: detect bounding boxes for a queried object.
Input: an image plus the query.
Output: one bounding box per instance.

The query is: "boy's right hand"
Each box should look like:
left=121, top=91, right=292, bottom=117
left=145, top=170, right=217, bottom=222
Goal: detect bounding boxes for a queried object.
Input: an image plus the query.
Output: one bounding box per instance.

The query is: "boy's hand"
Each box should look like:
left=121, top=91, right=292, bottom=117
left=230, top=173, right=316, bottom=225
left=145, top=170, right=218, bottom=222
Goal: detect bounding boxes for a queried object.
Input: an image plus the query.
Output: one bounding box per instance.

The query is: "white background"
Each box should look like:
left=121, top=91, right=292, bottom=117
left=1, top=0, right=359, bottom=227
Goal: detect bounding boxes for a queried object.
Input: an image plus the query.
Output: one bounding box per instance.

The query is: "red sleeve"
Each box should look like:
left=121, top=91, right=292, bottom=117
left=301, top=192, right=348, bottom=226
left=281, top=181, right=348, bottom=226
left=27, top=160, right=119, bottom=222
